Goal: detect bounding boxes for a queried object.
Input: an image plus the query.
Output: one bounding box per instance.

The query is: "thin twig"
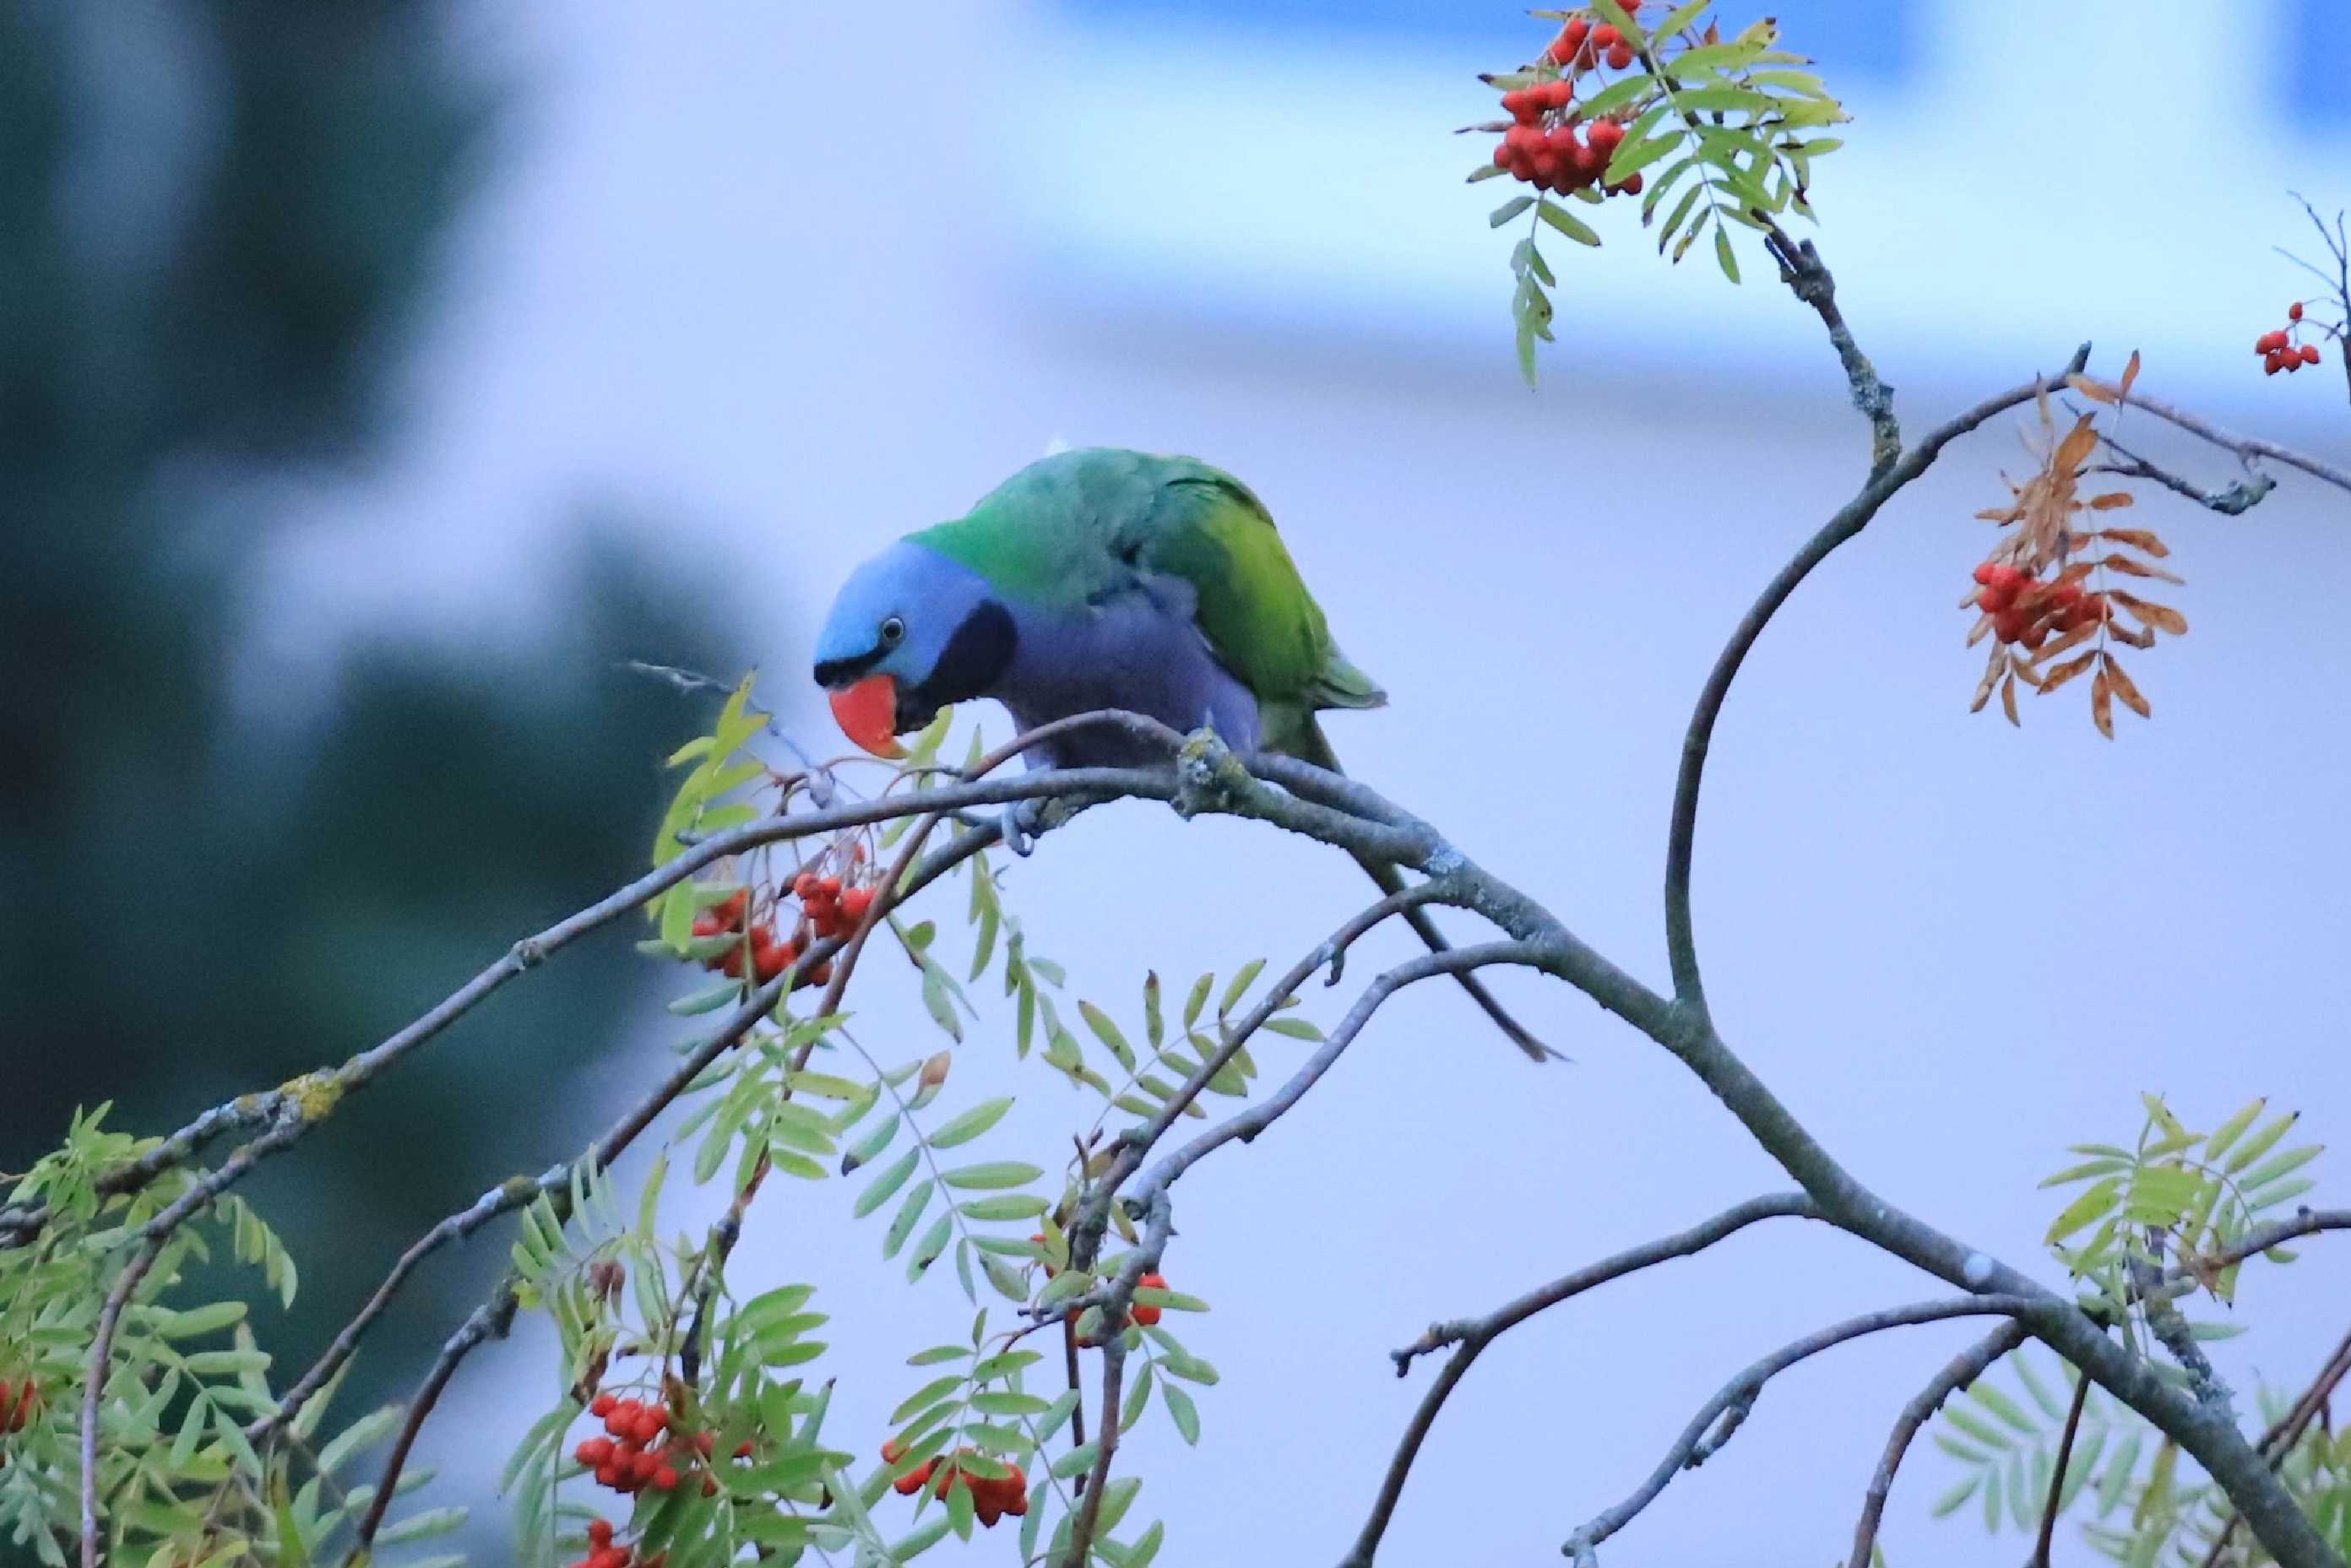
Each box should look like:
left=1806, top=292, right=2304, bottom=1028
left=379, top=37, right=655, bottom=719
left=2033, top=1369, right=2093, bottom=1568
left=79, top=1112, right=306, bottom=1568
left=2105, top=385, right=2351, bottom=496
left=1344, top=1194, right=1817, bottom=1568
left=1558, top=1296, right=2046, bottom=1565
left=1849, top=1319, right=2031, bottom=1568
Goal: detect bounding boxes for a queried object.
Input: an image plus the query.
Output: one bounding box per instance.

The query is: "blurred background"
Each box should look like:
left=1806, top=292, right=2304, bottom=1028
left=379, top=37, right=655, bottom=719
left=3, top=2, right=2346, bottom=1565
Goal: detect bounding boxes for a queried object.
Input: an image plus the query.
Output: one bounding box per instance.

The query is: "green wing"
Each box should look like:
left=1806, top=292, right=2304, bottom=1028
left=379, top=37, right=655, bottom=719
left=920, top=448, right=1382, bottom=734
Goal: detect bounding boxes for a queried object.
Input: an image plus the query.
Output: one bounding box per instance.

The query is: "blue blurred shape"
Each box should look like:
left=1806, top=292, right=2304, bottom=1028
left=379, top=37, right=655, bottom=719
left=2294, top=0, right=2348, bottom=124
left=1061, top=0, right=1915, bottom=77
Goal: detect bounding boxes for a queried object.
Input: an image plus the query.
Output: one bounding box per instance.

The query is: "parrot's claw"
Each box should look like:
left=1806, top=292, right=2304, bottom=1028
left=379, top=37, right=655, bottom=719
left=1000, top=796, right=1074, bottom=857
left=1001, top=800, right=1038, bottom=857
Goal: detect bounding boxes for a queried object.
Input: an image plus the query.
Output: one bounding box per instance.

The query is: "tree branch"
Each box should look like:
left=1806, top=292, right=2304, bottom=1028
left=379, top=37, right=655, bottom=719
left=1849, top=1318, right=2032, bottom=1568
left=1762, top=225, right=1901, bottom=477
left=2031, top=1368, right=2093, bottom=1568
left=1559, top=1295, right=2048, bottom=1566
left=2105, top=386, right=2351, bottom=496
left=1345, top=1193, right=1818, bottom=1568
left=1664, top=345, right=2096, bottom=1011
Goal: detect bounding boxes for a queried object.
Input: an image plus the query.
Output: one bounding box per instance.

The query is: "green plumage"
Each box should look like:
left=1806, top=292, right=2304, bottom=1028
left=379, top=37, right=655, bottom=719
left=913, top=449, right=1384, bottom=755
left=905, top=448, right=1549, bottom=1062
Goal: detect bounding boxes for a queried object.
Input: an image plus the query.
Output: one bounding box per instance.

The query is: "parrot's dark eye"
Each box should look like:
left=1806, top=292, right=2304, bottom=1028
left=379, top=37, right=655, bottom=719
left=879, top=616, right=906, bottom=647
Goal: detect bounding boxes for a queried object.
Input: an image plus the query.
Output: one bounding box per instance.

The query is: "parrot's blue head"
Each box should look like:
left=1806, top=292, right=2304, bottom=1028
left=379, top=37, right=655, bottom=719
left=813, top=540, right=1018, bottom=757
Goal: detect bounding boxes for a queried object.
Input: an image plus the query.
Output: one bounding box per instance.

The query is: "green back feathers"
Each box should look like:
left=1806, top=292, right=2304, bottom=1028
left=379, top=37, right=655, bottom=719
left=913, top=449, right=1384, bottom=728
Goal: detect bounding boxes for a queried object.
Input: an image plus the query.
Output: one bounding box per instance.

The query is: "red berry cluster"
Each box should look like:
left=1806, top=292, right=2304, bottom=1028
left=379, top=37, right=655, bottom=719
left=1491, top=106, right=1643, bottom=198
left=2256, top=304, right=2326, bottom=375
left=1972, top=562, right=2106, bottom=650
left=567, top=1517, right=662, bottom=1568
left=1545, top=14, right=1637, bottom=72
left=575, top=1394, right=743, bottom=1501
left=0, top=1377, right=39, bottom=1466
left=882, top=1440, right=1029, bottom=1527
left=690, top=867, right=877, bottom=989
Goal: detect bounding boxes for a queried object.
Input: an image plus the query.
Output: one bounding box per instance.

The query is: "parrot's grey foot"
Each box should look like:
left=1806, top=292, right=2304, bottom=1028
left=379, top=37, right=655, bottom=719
left=998, top=796, right=1073, bottom=857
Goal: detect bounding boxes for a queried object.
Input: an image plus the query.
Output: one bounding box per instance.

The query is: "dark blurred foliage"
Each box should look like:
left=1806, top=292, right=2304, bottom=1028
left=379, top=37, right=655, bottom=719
left=0, top=2, right=744, bottom=1406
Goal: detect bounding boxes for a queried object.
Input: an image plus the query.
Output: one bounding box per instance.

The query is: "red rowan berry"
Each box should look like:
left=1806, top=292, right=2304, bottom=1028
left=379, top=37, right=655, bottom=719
left=703, top=1474, right=718, bottom=1495
left=577, top=1437, right=615, bottom=1468
left=1132, top=1272, right=1167, bottom=1327
left=839, top=887, right=876, bottom=923
left=2265, top=352, right=2286, bottom=376
left=1992, top=609, right=2028, bottom=644
left=589, top=1392, right=617, bottom=1419
left=652, top=1465, right=680, bottom=1492
left=807, top=960, right=833, bottom=986
left=595, top=1461, right=623, bottom=1488
left=734, top=1440, right=754, bottom=1458
left=1617, top=171, right=1643, bottom=195
left=588, top=1519, right=613, bottom=1548
left=1543, top=79, right=1574, bottom=109
left=1501, top=88, right=1534, bottom=121
left=2302, top=344, right=2322, bottom=366
left=2257, top=329, right=2288, bottom=355
left=1592, top=23, right=1621, bottom=48
left=2289, top=301, right=2304, bottom=321
left=1587, top=118, right=1624, bottom=155
left=603, top=1401, right=637, bottom=1437
left=1548, top=18, right=1588, bottom=62
left=1606, top=41, right=1634, bottom=68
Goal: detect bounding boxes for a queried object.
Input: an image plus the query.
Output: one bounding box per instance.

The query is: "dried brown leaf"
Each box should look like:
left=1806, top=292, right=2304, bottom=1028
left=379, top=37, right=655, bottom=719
left=2066, top=372, right=2118, bottom=405
left=1969, top=644, right=2002, bottom=713
left=2001, top=672, right=2020, bottom=727
left=1965, top=613, right=1993, bottom=648
left=2088, top=491, right=2135, bottom=511
left=2010, top=653, right=2044, bottom=690
left=2033, top=618, right=2101, bottom=665
left=2119, top=349, right=2142, bottom=399
left=2054, top=415, right=2100, bottom=476
left=2100, top=553, right=2185, bottom=584
left=2037, top=648, right=2100, bottom=695
left=2104, top=654, right=2151, bottom=719
left=2091, top=665, right=2115, bottom=739
left=2108, top=591, right=2188, bottom=637
left=2098, top=528, right=2170, bottom=557
left=2107, top=619, right=2156, bottom=649
left=1976, top=507, right=2020, bottom=523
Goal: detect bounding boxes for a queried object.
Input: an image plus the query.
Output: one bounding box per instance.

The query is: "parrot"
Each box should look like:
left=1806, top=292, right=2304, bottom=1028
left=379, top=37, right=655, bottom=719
left=812, top=447, right=1548, bottom=1062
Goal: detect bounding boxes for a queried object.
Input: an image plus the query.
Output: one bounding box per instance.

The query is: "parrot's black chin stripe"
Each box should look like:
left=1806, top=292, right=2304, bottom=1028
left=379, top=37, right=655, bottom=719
left=899, top=600, right=1017, bottom=723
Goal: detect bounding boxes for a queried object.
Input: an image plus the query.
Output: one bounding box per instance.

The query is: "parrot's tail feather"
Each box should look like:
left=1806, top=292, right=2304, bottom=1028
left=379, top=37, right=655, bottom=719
left=1351, top=851, right=1558, bottom=1064
left=1291, top=717, right=1555, bottom=1063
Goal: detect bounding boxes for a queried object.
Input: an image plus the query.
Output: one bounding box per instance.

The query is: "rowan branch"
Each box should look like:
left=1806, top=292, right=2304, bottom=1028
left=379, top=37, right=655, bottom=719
left=1761, top=224, right=1900, bottom=477
left=1848, top=1318, right=2032, bottom=1568
left=1344, top=1193, right=1819, bottom=1568
left=2089, top=426, right=2278, bottom=516
left=1558, top=1295, right=2048, bottom=1566
left=2198, top=1323, right=2351, bottom=1568
left=2106, top=385, right=2351, bottom=496
left=1664, top=344, right=2095, bottom=1012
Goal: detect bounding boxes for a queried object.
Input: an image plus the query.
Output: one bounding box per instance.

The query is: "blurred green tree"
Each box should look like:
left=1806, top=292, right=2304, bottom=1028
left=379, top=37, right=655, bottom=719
left=0, top=2, right=741, bottom=1399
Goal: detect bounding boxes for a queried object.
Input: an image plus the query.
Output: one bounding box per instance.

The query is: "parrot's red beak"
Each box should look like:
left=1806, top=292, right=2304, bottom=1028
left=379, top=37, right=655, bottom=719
left=829, top=675, right=906, bottom=759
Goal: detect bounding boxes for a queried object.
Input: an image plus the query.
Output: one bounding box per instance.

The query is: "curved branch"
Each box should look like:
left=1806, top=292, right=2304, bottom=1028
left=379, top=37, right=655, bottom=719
left=1848, top=1318, right=2031, bottom=1568
left=1346, top=1193, right=1819, bottom=1567
left=1560, top=1295, right=2047, bottom=1566
left=1664, top=345, right=2095, bottom=1011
